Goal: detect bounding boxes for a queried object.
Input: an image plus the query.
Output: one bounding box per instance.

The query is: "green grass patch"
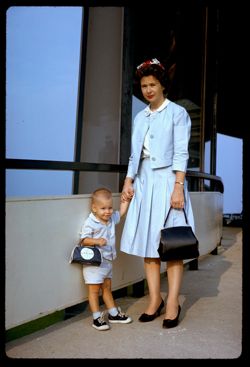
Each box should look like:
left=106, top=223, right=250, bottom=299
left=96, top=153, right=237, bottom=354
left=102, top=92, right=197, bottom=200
left=6, top=310, right=65, bottom=343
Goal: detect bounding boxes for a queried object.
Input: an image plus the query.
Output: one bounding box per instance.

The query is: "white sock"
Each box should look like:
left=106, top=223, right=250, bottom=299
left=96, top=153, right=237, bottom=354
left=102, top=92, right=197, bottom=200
left=108, top=307, right=118, bottom=316
left=93, top=311, right=101, bottom=320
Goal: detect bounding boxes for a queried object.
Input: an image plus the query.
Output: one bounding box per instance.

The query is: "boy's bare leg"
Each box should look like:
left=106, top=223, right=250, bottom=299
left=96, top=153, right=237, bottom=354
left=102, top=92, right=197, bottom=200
left=102, top=278, right=116, bottom=309
left=88, top=284, right=101, bottom=312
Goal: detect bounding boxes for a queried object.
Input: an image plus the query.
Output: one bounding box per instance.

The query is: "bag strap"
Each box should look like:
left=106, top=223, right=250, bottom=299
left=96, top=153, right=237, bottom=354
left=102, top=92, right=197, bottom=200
left=163, top=207, right=189, bottom=227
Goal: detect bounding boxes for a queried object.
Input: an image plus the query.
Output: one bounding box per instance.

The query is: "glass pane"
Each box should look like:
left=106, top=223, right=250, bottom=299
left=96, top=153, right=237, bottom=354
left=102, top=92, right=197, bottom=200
left=6, top=6, right=82, bottom=161
left=175, top=99, right=201, bottom=171
left=6, top=170, right=74, bottom=197
left=132, top=95, right=146, bottom=120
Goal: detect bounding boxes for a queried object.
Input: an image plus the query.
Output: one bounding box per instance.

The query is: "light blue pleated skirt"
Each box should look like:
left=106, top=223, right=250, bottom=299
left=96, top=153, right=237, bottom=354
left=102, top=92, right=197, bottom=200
left=120, top=158, right=195, bottom=258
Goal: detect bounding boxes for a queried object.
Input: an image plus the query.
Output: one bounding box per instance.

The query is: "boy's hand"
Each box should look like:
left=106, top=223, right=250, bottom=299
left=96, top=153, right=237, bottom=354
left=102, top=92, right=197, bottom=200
left=96, top=238, right=107, bottom=246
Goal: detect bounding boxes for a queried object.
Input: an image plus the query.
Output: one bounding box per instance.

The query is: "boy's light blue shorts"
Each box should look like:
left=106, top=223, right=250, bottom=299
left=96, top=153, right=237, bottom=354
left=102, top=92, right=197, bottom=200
left=83, top=259, right=112, bottom=284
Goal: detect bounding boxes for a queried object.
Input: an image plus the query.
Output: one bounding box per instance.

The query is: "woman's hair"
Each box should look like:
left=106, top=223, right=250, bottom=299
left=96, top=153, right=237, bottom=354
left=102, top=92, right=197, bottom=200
left=135, top=58, right=168, bottom=95
left=91, top=188, right=112, bottom=204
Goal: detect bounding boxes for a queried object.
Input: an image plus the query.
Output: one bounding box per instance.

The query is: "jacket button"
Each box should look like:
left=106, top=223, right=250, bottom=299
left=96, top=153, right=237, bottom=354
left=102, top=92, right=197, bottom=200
left=151, top=157, right=156, bottom=161
left=150, top=134, right=154, bottom=139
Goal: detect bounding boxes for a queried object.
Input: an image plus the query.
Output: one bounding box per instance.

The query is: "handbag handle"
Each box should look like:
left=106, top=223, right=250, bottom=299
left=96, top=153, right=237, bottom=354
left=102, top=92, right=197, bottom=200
left=163, top=206, right=189, bottom=228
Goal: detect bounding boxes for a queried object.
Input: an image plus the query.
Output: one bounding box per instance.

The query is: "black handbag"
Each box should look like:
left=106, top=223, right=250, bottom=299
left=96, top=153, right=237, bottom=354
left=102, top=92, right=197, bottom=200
left=158, top=207, right=199, bottom=261
left=69, top=244, right=102, bottom=266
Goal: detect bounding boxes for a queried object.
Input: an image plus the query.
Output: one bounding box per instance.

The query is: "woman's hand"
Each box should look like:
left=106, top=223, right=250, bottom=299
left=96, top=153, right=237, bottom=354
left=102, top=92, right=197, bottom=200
left=170, top=185, right=185, bottom=209
left=121, top=177, right=134, bottom=202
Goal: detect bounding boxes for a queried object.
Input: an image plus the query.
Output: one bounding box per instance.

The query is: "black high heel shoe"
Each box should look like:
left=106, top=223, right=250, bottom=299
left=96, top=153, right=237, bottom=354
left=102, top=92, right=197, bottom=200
left=138, top=299, right=165, bottom=322
left=162, top=305, right=181, bottom=328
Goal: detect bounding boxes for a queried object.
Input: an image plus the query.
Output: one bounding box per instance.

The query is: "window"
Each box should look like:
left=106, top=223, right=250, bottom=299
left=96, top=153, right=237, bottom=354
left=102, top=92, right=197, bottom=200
left=6, top=6, right=82, bottom=196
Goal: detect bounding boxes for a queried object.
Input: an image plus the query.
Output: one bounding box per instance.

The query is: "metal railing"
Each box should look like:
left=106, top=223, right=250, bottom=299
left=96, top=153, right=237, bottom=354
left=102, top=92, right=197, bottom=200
left=5, top=158, right=224, bottom=194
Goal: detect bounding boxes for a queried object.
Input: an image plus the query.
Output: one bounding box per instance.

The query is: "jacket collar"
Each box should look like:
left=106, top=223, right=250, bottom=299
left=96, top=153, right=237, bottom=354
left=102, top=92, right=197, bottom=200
left=144, top=98, right=170, bottom=116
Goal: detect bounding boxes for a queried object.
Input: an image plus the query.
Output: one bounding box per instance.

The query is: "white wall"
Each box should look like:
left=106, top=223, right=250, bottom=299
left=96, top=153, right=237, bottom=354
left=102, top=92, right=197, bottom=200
left=5, top=192, right=223, bottom=330
left=5, top=194, right=144, bottom=330
left=190, top=192, right=223, bottom=255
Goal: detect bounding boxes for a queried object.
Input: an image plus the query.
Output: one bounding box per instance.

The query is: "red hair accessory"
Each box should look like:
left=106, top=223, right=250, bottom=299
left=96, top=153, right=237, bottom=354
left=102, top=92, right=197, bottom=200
left=136, top=58, right=165, bottom=71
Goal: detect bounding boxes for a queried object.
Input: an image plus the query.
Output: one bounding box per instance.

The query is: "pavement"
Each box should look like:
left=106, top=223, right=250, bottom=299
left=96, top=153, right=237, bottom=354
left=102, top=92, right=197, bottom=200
left=4, top=226, right=243, bottom=360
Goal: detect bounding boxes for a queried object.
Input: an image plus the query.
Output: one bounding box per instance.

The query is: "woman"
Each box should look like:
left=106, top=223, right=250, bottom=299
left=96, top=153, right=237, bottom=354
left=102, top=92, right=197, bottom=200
left=120, top=58, right=195, bottom=328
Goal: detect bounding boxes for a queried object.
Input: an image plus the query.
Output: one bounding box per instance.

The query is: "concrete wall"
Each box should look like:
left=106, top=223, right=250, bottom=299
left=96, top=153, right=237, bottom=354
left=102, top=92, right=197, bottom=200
left=5, top=192, right=223, bottom=330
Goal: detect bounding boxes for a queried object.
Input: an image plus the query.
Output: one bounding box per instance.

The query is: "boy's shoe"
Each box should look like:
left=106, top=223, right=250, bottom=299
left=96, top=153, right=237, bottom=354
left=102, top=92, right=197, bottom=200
left=108, top=307, right=132, bottom=324
left=92, top=312, right=110, bottom=331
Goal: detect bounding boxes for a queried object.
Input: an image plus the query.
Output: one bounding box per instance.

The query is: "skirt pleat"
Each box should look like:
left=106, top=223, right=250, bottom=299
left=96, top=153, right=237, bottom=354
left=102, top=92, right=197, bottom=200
left=120, top=158, right=195, bottom=258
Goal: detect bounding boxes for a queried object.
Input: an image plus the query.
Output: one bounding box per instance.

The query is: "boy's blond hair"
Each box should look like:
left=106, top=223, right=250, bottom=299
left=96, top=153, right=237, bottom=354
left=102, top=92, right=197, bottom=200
left=91, top=188, right=112, bottom=205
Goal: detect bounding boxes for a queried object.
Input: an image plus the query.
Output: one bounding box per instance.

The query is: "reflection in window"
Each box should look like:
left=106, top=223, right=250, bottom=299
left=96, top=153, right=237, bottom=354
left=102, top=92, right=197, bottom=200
left=175, top=99, right=201, bottom=171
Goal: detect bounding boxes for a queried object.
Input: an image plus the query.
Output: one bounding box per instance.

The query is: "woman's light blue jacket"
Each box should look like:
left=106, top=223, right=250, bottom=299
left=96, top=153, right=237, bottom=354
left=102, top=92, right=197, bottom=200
left=126, top=101, right=191, bottom=180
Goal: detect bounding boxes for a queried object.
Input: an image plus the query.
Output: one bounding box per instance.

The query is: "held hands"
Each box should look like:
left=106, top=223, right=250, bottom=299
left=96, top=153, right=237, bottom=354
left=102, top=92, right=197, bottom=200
left=121, top=178, right=134, bottom=202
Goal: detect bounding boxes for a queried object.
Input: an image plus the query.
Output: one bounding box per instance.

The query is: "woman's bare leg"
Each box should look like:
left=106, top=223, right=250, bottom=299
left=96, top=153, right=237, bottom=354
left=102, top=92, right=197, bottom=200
left=144, top=257, right=162, bottom=314
left=165, top=260, right=183, bottom=319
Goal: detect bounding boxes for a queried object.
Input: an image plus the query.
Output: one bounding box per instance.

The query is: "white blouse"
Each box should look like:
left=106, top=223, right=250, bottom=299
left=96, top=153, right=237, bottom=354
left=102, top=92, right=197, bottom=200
left=141, top=98, right=170, bottom=158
